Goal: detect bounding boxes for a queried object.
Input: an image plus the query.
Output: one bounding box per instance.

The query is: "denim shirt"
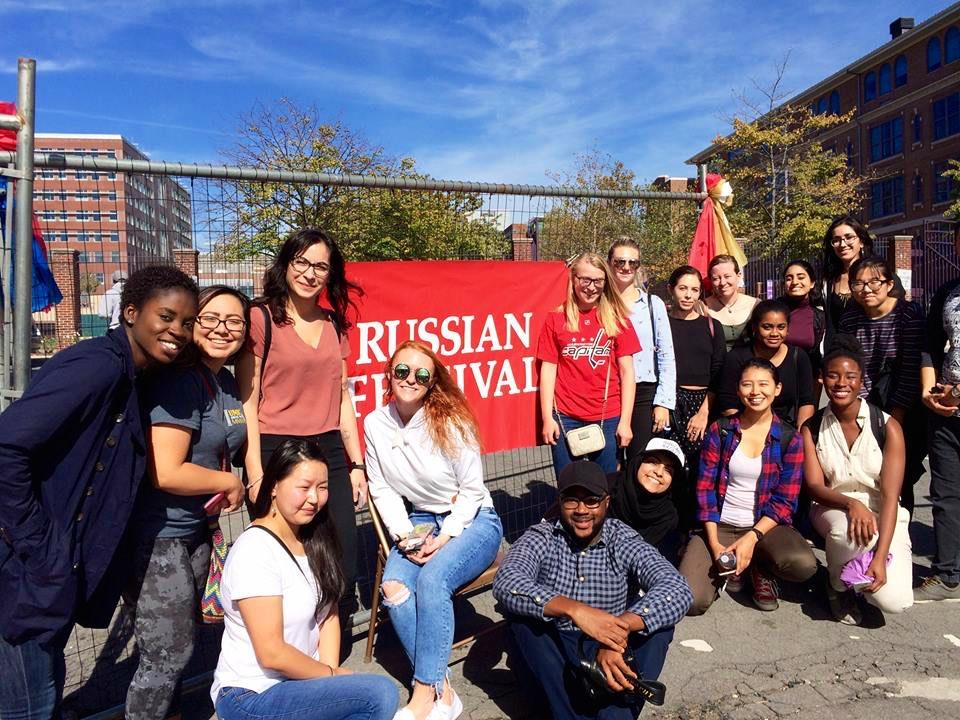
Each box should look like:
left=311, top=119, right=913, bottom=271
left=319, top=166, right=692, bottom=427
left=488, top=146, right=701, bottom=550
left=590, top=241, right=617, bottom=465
left=0, top=328, right=146, bottom=644
left=628, top=293, right=676, bottom=410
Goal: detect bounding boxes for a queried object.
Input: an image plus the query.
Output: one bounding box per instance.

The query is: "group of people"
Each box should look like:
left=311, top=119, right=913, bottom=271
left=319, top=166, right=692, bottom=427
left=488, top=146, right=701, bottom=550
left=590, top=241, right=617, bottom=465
left=1, top=215, right=958, bottom=720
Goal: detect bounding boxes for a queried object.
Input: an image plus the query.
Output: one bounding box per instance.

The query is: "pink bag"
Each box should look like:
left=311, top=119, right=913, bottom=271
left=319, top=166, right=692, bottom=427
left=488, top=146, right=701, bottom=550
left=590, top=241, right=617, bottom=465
left=840, top=550, right=892, bottom=592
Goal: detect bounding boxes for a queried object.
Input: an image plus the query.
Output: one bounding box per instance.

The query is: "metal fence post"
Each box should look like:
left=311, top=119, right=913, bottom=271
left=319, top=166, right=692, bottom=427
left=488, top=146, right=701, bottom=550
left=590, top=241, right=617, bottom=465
left=13, top=58, right=36, bottom=392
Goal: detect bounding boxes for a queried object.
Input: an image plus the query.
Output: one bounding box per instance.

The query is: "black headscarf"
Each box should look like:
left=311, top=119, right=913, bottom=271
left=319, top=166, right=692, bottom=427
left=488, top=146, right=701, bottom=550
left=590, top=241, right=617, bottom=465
left=608, top=452, right=678, bottom=549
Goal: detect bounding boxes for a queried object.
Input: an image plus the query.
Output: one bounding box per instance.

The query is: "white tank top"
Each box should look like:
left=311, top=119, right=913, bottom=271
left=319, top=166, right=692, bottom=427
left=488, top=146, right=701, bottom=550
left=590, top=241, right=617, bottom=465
left=720, top=444, right=761, bottom=527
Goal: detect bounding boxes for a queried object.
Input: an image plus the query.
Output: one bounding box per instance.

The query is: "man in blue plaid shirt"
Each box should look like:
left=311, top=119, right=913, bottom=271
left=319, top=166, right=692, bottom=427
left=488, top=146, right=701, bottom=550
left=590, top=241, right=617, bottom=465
left=494, top=462, right=691, bottom=719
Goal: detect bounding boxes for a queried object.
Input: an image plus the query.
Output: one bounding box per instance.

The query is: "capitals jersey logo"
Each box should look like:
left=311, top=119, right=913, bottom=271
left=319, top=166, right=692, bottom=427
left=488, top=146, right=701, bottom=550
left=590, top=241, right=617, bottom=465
left=561, top=330, right=612, bottom=369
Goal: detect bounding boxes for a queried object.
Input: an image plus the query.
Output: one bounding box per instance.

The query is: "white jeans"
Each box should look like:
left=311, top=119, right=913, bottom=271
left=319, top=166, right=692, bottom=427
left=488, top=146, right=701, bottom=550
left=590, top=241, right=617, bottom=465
left=810, top=494, right=914, bottom=614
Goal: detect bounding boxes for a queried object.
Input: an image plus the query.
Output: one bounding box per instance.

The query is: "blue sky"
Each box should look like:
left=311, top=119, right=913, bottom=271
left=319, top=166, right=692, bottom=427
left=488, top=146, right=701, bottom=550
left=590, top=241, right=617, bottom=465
left=0, top=0, right=952, bottom=185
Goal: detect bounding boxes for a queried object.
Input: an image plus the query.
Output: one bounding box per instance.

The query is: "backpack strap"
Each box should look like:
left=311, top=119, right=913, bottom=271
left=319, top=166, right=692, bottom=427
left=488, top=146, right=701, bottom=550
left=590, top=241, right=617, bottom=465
left=647, top=293, right=659, bottom=383
left=804, top=408, right=826, bottom=447
left=867, top=402, right=887, bottom=450
left=777, top=422, right=796, bottom=463
left=257, top=304, right=272, bottom=404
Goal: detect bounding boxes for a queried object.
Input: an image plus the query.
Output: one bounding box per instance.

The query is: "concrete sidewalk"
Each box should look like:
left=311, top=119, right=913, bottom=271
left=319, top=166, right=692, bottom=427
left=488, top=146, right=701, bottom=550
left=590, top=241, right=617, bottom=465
left=177, top=474, right=960, bottom=720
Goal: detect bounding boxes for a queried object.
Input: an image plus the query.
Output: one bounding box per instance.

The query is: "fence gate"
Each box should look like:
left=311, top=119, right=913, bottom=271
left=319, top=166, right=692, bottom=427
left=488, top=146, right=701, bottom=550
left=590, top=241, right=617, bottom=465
left=917, top=219, right=959, bottom=308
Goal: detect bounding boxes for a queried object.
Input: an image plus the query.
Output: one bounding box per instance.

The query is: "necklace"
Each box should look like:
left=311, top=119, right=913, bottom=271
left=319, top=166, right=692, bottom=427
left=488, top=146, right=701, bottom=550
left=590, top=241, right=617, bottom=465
left=720, top=295, right=738, bottom=314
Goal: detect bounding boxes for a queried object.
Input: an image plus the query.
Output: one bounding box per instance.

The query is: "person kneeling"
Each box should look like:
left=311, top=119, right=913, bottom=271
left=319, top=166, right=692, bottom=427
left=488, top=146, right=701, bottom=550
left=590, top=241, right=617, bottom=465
left=493, top=462, right=692, bottom=719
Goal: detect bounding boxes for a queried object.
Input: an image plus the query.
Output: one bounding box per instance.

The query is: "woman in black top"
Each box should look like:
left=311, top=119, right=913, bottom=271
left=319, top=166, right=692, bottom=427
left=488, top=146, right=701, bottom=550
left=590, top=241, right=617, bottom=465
left=666, top=266, right=726, bottom=528
left=822, top=216, right=874, bottom=338
left=716, top=299, right=815, bottom=429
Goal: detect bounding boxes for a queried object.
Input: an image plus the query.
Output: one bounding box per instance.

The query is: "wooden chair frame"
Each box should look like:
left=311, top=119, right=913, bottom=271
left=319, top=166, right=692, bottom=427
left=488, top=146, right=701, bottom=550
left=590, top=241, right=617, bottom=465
left=363, top=496, right=504, bottom=663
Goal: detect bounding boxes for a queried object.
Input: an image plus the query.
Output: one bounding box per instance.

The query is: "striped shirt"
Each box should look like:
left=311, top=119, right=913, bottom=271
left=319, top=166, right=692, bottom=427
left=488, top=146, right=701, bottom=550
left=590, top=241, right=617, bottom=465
left=492, top=518, right=692, bottom=634
left=838, top=300, right=925, bottom=411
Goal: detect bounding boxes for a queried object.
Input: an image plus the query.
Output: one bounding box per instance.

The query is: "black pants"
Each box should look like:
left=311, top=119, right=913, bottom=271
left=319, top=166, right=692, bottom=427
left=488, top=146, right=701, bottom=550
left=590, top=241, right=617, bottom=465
left=900, top=406, right=927, bottom=515
left=928, top=413, right=960, bottom=583
left=627, top=382, right=659, bottom=463
left=507, top=614, right=674, bottom=720
left=258, top=431, right=357, bottom=595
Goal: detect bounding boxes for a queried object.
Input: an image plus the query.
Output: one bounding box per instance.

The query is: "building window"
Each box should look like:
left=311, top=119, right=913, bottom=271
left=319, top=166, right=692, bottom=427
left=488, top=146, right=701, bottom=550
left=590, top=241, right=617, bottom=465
left=110, top=233, right=119, bottom=242
left=869, top=117, right=903, bottom=162
left=109, top=210, right=118, bottom=222
left=929, top=37, right=943, bottom=71
left=829, top=90, right=840, bottom=115
left=111, top=251, right=121, bottom=263
left=817, top=97, right=827, bottom=114
left=864, top=72, right=877, bottom=101
left=871, top=176, right=904, bottom=218
left=934, top=93, right=960, bottom=140
left=894, top=55, right=907, bottom=87
left=913, top=112, right=924, bottom=143
left=935, top=162, right=956, bottom=204
left=948, top=27, right=960, bottom=64
left=914, top=173, right=924, bottom=204
left=878, top=64, right=892, bottom=95
left=94, top=272, right=105, bottom=285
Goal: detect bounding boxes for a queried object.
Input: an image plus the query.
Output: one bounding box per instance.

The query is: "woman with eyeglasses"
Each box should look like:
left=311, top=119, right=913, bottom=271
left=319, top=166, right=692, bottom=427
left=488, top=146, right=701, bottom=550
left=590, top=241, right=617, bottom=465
left=607, top=238, right=677, bottom=462
left=838, top=256, right=926, bottom=513
left=365, top=341, right=502, bottom=720
left=704, top=254, right=759, bottom=351
left=822, top=217, right=874, bottom=337
left=236, top=228, right=366, bottom=608
left=537, top=252, right=639, bottom=476
left=125, top=286, right=251, bottom=720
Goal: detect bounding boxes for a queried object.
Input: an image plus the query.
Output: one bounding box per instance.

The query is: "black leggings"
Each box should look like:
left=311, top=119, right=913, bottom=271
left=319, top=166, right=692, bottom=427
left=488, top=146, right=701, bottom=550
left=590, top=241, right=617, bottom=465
left=257, top=431, right=358, bottom=594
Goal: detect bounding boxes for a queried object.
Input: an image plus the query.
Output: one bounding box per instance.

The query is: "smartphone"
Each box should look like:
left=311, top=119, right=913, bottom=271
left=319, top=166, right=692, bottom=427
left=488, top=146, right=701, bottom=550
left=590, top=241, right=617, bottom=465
left=401, top=535, right=426, bottom=552
left=203, top=492, right=226, bottom=513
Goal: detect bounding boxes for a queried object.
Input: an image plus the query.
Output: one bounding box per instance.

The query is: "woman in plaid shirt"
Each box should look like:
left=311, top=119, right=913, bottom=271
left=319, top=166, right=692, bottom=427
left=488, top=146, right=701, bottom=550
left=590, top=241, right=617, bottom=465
left=679, top=358, right=817, bottom=614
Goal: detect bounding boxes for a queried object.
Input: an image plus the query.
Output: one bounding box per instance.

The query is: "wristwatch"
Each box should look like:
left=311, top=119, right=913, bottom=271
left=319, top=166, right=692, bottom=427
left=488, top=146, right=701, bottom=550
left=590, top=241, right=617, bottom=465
left=349, top=461, right=366, bottom=472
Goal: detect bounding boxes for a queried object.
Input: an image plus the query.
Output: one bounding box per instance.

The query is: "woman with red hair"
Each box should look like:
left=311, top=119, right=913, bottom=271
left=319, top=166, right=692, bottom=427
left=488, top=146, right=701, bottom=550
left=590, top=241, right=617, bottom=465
left=364, top=341, right=502, bottom=720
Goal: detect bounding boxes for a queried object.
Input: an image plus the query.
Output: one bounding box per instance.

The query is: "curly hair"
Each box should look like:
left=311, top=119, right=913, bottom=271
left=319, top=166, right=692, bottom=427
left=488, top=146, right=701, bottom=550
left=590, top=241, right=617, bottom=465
left=257, top=228, right=363, bottom=331
left=385, top=341, right=480, bottom=456
left=119, top=264, right=198, bottom=317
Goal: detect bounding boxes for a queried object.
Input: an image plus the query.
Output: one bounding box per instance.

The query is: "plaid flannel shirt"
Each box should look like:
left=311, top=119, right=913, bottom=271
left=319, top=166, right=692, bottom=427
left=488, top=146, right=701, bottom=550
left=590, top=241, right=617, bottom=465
left=492, top=518, right=692, bottom=634
left=695, top=415, right=803, bottom=526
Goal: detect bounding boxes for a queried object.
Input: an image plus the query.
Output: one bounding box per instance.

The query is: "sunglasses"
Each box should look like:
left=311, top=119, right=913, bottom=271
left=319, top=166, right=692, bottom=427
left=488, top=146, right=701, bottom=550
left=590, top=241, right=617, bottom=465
left=612, top=258, right=641, bottom=270
left=393, top=363, right=432, bottom=386
left=560, top=494, right=606, bottom=509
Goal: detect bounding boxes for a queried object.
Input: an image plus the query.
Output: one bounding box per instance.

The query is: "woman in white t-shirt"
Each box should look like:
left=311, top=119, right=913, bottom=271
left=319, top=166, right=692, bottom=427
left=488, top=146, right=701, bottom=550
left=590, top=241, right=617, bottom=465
left=212, top=439, right=398, bottom=720
left=802, top=337, right=913, bottom=624
left=366, top=341, right=503, bottom=720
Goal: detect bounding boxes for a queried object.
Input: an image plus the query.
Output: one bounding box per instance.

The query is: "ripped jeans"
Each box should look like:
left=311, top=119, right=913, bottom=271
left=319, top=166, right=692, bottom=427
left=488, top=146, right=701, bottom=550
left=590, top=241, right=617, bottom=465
left=381, top=508, right=502, bottom=692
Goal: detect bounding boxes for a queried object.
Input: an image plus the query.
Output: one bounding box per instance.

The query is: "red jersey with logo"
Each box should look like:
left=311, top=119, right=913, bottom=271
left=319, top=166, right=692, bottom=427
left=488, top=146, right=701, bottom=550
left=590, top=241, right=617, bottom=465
left=536, top=307, right=641, bottom=421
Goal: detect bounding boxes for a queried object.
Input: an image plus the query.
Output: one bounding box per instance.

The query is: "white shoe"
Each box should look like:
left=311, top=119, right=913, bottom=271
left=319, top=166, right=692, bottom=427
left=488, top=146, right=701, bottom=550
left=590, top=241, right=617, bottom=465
left=427, top=689, right=463, bottom=720
left=392, top=709, right=416, bottom=720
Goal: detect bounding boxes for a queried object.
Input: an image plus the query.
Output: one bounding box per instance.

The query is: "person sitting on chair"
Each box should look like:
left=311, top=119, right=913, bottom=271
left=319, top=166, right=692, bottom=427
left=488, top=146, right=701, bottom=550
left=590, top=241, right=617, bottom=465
left=493, top=462, right=692, bottom=720
left=365, top=340, right=503, bottom=720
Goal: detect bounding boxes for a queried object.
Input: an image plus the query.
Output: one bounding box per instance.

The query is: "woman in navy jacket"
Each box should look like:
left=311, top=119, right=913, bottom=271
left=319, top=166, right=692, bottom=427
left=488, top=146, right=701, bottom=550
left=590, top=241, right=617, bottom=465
left=0, top=265, right=198, bottom=719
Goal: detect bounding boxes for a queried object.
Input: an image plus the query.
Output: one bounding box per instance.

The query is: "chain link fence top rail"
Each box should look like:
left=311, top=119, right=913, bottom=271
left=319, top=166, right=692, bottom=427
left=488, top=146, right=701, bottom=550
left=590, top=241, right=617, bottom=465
left=0, top=150, right=712, bottom=716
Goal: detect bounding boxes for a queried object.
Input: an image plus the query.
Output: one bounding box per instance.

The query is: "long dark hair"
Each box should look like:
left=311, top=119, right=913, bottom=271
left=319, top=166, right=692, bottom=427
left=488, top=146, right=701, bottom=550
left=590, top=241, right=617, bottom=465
left=780, top=258, right=823, bottom=306
left=822, top=216, right=873, bottom=283
left=175, top=285, right=250, bottom=368
left=257, top=228, right=363, bottom=330
left=251, top=439, right=345, bottom=611
left=740, top=299, right=791, bottom=348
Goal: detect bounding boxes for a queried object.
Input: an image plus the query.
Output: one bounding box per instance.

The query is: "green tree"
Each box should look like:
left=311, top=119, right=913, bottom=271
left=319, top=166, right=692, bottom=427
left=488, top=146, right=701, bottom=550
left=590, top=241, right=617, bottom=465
left=944, top=159, right=960, bottom=221
left=539, top=150, right=698, bottom=284
left=708, top=56, right=865, bottom=258
left=215, top=98, right=506, bottom=260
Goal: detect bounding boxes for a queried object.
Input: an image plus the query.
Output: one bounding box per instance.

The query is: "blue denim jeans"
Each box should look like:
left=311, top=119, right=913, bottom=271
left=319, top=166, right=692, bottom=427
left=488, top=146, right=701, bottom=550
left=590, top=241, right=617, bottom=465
left=382, top=507, right=503, bottom=692
left=552, top=411, right=619, bottom=477
left=215, top=675, right=399, bottom=720
left=507, top=614, right=674, bottom=720
left=0, top=632, right=67, bottom=720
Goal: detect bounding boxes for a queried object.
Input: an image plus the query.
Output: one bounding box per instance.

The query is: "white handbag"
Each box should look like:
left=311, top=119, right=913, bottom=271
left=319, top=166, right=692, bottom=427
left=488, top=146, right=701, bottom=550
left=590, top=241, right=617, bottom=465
left=557, top=360, right=611, bottom=457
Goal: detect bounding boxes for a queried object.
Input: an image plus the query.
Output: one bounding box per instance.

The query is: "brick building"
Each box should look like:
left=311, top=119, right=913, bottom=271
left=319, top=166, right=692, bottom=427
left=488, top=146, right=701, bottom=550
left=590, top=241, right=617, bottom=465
left=688, top=7, right=960, bottom=242
left=32, top=134, right=192, bottom=290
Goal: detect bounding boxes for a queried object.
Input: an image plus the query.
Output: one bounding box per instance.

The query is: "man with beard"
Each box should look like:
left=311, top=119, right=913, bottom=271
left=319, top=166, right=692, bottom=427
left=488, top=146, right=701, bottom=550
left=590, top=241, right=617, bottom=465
left=493, top=462, right=691, bottom=719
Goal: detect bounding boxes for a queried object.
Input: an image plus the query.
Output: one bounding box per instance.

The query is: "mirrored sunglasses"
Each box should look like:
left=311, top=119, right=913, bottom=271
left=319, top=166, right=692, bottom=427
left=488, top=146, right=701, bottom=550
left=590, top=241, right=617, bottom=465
left=393, top=363, right=432, bottom=386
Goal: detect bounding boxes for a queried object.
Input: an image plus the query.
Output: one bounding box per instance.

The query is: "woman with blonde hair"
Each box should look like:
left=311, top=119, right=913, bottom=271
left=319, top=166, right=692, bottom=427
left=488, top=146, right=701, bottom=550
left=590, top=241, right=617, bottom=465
left=365, top=341, right=503, bottom=720
left=537, top=252, right=640, bottom=475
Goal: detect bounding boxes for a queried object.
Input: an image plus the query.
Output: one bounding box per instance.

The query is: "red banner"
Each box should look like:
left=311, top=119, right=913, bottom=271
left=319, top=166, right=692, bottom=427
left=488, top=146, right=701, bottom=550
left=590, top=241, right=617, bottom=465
left=345, top=260, right=568, bottom=453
